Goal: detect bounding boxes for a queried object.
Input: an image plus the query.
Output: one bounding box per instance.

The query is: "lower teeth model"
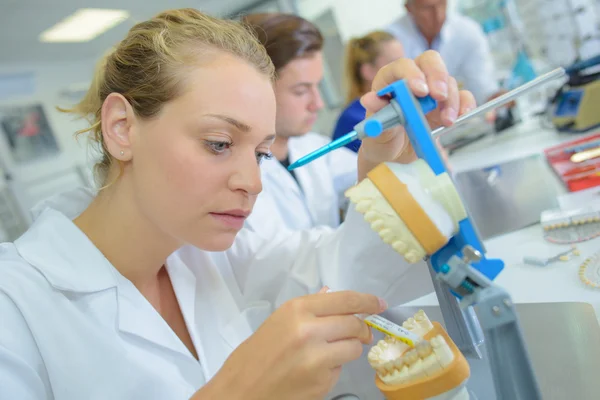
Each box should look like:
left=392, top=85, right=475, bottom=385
left=367, top=310, right=471, bottom=400
left=345, top=160, right=467, bottom=263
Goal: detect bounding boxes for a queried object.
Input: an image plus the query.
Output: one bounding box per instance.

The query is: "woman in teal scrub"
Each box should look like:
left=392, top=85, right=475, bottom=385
left=332, top=31, right=404, bottom=152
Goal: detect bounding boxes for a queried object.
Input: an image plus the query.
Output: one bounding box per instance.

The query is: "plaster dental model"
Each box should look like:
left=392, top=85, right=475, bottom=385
left=367, top=310, right=470, bottom=400
left=345, top=160, right=467, bottom=263
left=345, top=161, right=471, bottom=398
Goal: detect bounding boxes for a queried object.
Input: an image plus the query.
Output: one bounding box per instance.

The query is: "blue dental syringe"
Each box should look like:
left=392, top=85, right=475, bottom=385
left=288, top=92, right=438, bottom=170
left=287, top=67, right=565, bottom=171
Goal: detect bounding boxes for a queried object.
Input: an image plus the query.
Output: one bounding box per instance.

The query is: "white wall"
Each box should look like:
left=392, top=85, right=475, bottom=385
left=298, top=0, right=459, bottom=41
left=0, top=58, right=98, bottom=172
left=298, top=0, right=404, bottom=41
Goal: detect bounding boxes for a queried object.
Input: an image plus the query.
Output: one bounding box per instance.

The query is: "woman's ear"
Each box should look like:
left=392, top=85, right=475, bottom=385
left=100, top=93, right=136, bottom=161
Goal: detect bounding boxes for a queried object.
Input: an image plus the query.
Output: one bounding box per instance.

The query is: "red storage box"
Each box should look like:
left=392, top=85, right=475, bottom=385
left=544, top=133, right=600, bottom=192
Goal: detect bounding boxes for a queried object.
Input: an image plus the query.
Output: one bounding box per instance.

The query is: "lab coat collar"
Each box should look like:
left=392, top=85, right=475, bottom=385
left=14, top=206, right=118, bottom=293
left=115, top=258, right=198, bottom=360
left=287, top=133, right=321, bottom=182
left=261, top=154, right=304, bottom=198
left=287, top=139, right=319, bottom=222
left=15, top=188, right=205, bottom=363
left=287, top=137, right=304, bottom=165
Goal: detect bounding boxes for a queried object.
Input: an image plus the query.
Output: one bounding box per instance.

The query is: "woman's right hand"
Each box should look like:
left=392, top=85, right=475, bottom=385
left=196, top=290, right=387, bottom=400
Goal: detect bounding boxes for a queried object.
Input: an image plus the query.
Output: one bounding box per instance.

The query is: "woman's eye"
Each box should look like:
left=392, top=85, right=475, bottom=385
left=256, top=151, right=273, bottom=164
left=206, top=141, right=231, bottom=153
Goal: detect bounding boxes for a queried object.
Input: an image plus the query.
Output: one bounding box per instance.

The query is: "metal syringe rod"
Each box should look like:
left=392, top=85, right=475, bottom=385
left=431, top=67, right=566, bottom=139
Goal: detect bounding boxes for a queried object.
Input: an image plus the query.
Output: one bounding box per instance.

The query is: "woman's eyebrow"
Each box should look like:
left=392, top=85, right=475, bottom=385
left=203, top=113, right=251, bottom=132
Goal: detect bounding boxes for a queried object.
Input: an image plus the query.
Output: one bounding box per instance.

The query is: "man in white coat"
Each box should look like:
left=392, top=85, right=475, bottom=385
left=242, top=14, right=358, bottom=239
left=386, top=0, right=506, bottom=106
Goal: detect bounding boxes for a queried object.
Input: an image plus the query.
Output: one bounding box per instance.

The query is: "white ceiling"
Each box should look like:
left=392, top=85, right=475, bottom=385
left=0, top=0, right=266, bottom=65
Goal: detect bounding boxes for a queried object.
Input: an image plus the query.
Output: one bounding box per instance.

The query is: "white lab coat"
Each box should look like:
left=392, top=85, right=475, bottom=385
left=386, top=13, right=499, bottom=104
left=0, top=187, right=432, bottom=400
left=245, top=132, right=357, bottom=238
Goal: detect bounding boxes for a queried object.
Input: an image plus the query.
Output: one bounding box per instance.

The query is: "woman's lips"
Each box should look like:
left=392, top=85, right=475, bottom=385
left=209, top=210, right=250, bottom=229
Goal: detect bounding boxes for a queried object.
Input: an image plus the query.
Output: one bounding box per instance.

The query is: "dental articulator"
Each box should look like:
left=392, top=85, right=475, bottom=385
left=300, top=69, right=567, bottom=399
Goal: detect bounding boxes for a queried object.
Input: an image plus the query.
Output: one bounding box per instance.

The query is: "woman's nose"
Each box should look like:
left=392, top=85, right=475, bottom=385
left=229, top=155, right=263, bottom=196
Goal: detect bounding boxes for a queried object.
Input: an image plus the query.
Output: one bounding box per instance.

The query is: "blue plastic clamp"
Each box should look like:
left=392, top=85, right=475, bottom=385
left=378, top=79, right=505, bottom=282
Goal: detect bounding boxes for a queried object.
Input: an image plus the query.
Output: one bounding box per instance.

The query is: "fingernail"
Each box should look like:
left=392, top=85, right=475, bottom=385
left=443, top=107, right=458, bottom=123
left=434, top=81, right=448, bottom=98
left=378, top=297, right=388, bottom=311
left=411, top=79, right=429, bottom=94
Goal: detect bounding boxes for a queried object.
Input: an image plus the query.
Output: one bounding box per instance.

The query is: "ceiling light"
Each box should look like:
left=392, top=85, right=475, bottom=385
left=39, top=8, right=129, bottom=43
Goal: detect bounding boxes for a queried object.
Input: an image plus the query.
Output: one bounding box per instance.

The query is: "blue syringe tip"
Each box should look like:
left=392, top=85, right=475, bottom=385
left=288, top=157, right=310, bottom=171
left=288, top=144, right=333, bottom=170
left=288, top=130, right=358, bottom=170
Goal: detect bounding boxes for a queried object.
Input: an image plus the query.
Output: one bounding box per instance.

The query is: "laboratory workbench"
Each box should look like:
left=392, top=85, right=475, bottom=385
left=405, top=115, right=600, bottom=321
left=349, top=116, right=600, bottom=400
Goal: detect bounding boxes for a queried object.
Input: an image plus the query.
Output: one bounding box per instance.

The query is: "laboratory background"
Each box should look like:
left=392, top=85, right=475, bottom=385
left=2, top=0, right=600, bottom=398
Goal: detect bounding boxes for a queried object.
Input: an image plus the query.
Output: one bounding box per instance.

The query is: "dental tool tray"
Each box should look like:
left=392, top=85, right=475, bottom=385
left=544, top=131, right=600, bottom=192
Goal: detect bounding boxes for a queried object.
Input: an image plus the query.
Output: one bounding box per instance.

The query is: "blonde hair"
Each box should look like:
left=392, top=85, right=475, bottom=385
left=59, top=8, right=275, bottom=187
left=344, top=31, right=396, bottom=104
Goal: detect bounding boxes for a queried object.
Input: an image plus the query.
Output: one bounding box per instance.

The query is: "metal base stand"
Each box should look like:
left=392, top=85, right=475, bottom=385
left=428, top=262, right=484, bottom=359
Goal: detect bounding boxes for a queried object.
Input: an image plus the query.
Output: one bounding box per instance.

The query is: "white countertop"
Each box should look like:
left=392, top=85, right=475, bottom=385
left=405, top=116, right=600, bottom=322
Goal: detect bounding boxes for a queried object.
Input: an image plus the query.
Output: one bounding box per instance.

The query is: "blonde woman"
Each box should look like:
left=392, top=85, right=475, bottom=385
left=0, top=8, right=474, bottom=400
left=332, top=31, right=404, bottom=152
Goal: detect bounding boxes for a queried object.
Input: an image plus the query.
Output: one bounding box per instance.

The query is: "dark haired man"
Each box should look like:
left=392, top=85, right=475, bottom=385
left=242, top=13, right=358, bottom=239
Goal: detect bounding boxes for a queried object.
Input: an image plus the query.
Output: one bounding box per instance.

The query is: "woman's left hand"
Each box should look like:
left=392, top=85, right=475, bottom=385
left=357, top=50, right=476, bottom=180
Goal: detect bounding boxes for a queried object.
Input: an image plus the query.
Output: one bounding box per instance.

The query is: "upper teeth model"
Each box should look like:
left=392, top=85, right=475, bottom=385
left=345, top=160, right=467, bottom=263
left=367, top=310, right=471, bottom=400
